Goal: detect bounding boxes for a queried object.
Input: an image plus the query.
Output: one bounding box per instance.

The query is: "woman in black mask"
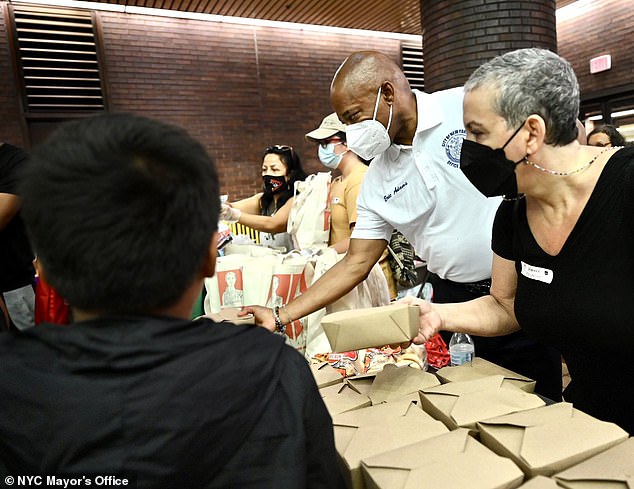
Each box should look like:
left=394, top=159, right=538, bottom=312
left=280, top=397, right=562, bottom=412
left=221, top=145, right=307, bottom=252
left=407, top=48, right=633, bottom=435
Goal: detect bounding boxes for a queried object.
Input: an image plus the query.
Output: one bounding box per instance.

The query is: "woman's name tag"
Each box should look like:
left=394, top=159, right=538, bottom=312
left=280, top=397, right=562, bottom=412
left=521, top=261, right=554, bottom=284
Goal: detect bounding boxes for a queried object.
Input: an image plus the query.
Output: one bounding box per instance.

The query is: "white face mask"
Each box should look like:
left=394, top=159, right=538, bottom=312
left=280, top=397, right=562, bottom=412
left=345, top=86, right=393, bottom=160
left=318, top=142, right=347, bottom=169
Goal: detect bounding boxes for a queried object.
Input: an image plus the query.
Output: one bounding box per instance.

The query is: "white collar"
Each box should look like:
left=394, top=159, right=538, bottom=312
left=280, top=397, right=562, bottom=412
left=412, top=89, right=445, bottom=136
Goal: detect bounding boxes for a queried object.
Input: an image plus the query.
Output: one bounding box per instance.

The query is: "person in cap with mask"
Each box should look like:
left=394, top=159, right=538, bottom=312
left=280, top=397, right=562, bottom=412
left=244, top=50, right=563, bottom=401
left=221, top=145, right=307, bottom=252
left=306, top=112, right=397, bottom=299
left=411, top=48, right=633, bottom=433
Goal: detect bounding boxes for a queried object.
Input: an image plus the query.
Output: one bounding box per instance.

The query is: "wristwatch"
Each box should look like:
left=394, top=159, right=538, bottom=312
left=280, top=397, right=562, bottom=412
left=272, top=306, right=286, bottom=335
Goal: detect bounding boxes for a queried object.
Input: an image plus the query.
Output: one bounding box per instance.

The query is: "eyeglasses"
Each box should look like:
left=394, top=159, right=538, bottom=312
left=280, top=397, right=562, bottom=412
left=266, top=144, right=293, bottom=152
left=319, top=140, right=343, bottom=149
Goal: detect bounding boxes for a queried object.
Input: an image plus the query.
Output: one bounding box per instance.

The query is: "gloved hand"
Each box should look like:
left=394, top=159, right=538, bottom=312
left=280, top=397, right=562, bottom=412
left=220, top=203, right=241, bottom=223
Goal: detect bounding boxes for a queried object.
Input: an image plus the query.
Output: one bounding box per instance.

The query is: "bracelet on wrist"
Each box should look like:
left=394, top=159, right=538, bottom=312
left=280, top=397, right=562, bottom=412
left=272, top=306, right=286, bottom=335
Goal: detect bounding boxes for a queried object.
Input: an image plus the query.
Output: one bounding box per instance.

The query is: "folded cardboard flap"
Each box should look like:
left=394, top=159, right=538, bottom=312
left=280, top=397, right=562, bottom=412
left=361, top=428, right=525, bottom=489
left=346, top=376, right=375, bottom=397
left=419, top=375, right=545, bottom=430
left=477, top=402, right=629, bottom=478
left=321, top=304, right=419, bottom=352
left=368, top=363, right=440, bottom=405
left=320, top=381, right=371, bottom=416
left=436, top=357, right=536, bottom=393
left=310, top=361, right=343, bottom=388
left=333, top=393, right=430, bottom=428
left=553, top=437, right=634, bottom=488
left=516, top=476, right=562, bottom=488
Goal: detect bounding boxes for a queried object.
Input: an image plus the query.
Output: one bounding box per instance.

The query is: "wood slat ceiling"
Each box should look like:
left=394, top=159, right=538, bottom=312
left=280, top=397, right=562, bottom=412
left=97, top=0, right=423, bottom=35
left=68, top=0, right=575, bottom=36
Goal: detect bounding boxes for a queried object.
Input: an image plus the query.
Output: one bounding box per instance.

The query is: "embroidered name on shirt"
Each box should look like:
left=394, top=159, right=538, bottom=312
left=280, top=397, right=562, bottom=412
left=384, top=181, right=408, bottom=202
left=521, top=261, right=553, bottom=284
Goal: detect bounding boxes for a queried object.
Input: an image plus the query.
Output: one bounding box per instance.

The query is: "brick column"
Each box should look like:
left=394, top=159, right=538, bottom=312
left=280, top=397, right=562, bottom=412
left=421, top=0, right=557, bottom=92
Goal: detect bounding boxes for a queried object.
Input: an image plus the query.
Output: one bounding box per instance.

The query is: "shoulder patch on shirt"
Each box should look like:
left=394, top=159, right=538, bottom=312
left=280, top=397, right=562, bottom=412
left=441, top=129, right=467, bottom=168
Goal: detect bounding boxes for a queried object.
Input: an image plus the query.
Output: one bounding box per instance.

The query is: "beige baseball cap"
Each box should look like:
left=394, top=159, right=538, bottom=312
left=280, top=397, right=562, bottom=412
left=305, top=112, right=346, bottom=142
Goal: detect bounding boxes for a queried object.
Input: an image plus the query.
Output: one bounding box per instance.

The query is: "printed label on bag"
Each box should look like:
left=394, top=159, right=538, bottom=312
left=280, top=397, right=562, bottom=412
left=520, top=261, right=553, bottom=284
left=218, top=268, right=244, bottom=308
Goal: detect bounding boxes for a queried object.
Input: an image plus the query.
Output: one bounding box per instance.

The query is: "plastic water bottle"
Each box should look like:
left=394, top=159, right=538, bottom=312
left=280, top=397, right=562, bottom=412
left=449, top=332, right=475, bottom=366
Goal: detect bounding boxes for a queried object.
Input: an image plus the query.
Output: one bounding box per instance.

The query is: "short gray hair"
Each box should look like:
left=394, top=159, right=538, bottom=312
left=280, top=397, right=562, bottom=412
left=464, top=48, right=580, bottom=146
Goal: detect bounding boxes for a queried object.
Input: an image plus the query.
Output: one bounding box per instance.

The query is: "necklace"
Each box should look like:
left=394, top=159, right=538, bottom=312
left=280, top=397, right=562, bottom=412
left=523, top=146, right=618, bottom=176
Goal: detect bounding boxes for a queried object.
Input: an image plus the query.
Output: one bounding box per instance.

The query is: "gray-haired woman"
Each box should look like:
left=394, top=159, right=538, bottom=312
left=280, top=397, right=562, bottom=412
left=409, top=48, right=633, bottom=434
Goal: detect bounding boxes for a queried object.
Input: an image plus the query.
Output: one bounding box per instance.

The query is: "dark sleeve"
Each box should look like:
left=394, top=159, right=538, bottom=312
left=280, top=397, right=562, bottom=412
left=0, top=146, right=29, bottom=195
left=289, top=353, right=346, bottom=489
left=625, top=157, right=634, bottom=231
left=491, top=199, right=515, bottom=260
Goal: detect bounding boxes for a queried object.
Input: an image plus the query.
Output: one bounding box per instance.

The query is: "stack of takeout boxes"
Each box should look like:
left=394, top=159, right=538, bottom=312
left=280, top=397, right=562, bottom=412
left=314, top=304, right=631, bottom=489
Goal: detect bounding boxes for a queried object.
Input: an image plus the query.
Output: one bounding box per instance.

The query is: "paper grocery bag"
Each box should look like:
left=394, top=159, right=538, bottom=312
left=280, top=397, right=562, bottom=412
left=321, top=304, right=419, bottom=352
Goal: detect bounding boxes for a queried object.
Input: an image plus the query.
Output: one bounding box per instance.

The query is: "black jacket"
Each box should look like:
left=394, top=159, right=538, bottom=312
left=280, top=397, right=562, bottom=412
left=0, top=316, right=345, bottom=488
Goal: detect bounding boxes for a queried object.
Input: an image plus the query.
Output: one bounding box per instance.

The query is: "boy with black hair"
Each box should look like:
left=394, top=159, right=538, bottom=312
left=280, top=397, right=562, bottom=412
left=0, top=113, right=344, bottom=489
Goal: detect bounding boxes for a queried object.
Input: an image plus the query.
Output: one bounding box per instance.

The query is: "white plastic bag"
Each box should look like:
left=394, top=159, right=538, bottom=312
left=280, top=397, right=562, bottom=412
left=204, top=250, right=313, bottom=355
left=287, top=172, right=332, bottom=251
left=267, top=253, right=312, bottom=354
left=204, top=254, right=278, bottom=313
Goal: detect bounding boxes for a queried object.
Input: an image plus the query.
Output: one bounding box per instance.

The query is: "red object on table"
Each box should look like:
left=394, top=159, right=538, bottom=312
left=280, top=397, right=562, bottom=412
left=425, top=333, right=450, bottom=369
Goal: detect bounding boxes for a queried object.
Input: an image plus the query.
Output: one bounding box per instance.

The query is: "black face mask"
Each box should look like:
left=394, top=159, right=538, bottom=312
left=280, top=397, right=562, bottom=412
left=263, top=175, right=287, bottom=194
left=460, top=122, right=526, bottom=198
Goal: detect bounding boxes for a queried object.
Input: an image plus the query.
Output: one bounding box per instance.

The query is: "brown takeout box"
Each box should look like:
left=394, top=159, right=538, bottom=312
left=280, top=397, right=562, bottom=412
left=321, top=304, right=419, bottom=352
left=419, top=375, right=545, bottom=430
left=553, top=437, right=634, bottom=488
left=333, top=396, right=449, bottom=489
left=477, top=402, right=629, bottom=478
left=320, top=380, right=371, bottom=416
left=436, top=357, right=536, bottom=393
left=203, top=307, right=255, bottom=325
left=361, top=428, right=525, bottom=489
left=310, top=361, right=343, bottom=388
left=368, top=363, right=440, bottom=405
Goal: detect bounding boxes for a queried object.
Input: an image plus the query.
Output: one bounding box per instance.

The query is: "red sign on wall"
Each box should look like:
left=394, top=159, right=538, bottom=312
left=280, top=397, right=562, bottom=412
left=589, top=55, right=612, bottom=74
